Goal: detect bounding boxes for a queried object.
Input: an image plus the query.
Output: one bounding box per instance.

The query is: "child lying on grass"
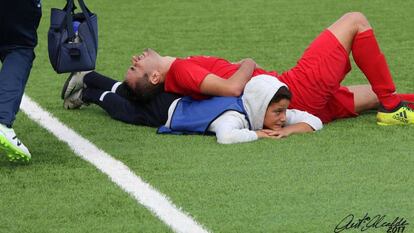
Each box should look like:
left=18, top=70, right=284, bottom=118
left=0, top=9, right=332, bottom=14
left=158, top=75, right=322, bottom=144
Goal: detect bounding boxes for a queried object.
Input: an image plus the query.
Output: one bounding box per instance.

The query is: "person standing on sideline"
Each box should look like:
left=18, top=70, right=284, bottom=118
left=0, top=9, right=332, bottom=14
left=0, top=0, right=42, bottom=162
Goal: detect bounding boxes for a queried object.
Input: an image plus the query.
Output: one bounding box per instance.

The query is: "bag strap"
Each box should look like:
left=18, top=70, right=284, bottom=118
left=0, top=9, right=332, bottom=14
left=64, top=0, right=76, bottom=40
left=63, top=0, right=76, bottom=12
left=61, top=0, right=97, bottom=49
left=76, top=0, right=98, bottom=51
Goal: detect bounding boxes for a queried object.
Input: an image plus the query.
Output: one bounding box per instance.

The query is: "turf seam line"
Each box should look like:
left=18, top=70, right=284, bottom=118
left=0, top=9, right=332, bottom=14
left=20, top=94, right=209, bottom=233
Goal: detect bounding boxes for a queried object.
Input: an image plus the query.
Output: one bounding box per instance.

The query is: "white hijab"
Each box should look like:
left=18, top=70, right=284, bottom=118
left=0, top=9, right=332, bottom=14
left=242, top=74, right=288, bottom=130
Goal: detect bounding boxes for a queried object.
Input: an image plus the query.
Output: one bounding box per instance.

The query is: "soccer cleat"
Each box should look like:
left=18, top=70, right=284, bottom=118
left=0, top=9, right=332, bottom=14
left=63, top=87, right=85, bottom=109
left=376, top=102, right=414, bottom=126
left=61, top=71, right=91, bottom=100
left=0, top=124, right=31, bottom=162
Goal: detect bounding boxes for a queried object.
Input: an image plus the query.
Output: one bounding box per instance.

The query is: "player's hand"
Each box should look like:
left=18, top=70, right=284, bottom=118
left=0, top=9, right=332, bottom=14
left=256, top=128, right=291, bottom=139
left=234, top=58, right=263, bottom=69
left=132, top=52, right=146, bottom=65
left=131, top=55, right=141, bottom=65
left=256, top=129, right=277, bottom=139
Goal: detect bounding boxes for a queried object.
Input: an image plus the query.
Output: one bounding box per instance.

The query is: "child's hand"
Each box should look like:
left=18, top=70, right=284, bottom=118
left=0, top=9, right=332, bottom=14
left=256, top=129, right=291, bottom=139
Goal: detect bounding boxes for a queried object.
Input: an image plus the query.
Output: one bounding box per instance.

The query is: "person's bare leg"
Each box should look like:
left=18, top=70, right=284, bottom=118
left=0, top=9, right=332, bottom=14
left=349, top=85, right=414, bottom=113
left=327, top=12, right=371, bottom=53
left=347, top=85, right=379, bottom=113
left=328, top=12, right=405, bottom=119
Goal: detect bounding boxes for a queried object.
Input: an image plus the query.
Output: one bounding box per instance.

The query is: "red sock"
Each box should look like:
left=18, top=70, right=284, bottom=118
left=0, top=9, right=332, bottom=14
left=397, top=94, right=414, bottom=102
left=398, top=94, right=414, bottom=109
left=352, top=29, right=401, bottom=111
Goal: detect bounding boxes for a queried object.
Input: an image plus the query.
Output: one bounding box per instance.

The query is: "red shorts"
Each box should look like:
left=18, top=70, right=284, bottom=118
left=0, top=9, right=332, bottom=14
left=278, top=30, right=358, bottom=123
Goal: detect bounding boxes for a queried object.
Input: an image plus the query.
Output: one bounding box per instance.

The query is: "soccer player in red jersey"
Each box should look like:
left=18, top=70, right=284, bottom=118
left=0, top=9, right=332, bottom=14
left=64, top=12, right=414, bottom=126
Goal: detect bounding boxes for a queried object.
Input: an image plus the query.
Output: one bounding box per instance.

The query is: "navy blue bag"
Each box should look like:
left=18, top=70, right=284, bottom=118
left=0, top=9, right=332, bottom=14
left=48, top=0, right=98, bottom=73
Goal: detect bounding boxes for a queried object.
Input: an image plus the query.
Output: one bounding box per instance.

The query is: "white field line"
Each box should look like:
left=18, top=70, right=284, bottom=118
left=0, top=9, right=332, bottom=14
left=21, top=94, right=209, bottom=233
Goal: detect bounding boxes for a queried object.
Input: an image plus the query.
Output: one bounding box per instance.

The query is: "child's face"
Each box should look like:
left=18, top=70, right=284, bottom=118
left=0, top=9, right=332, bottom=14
left=263, top=99, right=290, bottom=130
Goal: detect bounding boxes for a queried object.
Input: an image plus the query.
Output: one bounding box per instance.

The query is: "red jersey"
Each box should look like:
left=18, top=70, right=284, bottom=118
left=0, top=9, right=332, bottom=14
left=164, top=56, right=278, bottom=99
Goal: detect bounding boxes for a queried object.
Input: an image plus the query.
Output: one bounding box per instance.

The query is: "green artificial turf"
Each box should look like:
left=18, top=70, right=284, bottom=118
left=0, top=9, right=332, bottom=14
left=0, top=116, right=172, bottom=233
left=1, top=0, right=413, bottom=232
